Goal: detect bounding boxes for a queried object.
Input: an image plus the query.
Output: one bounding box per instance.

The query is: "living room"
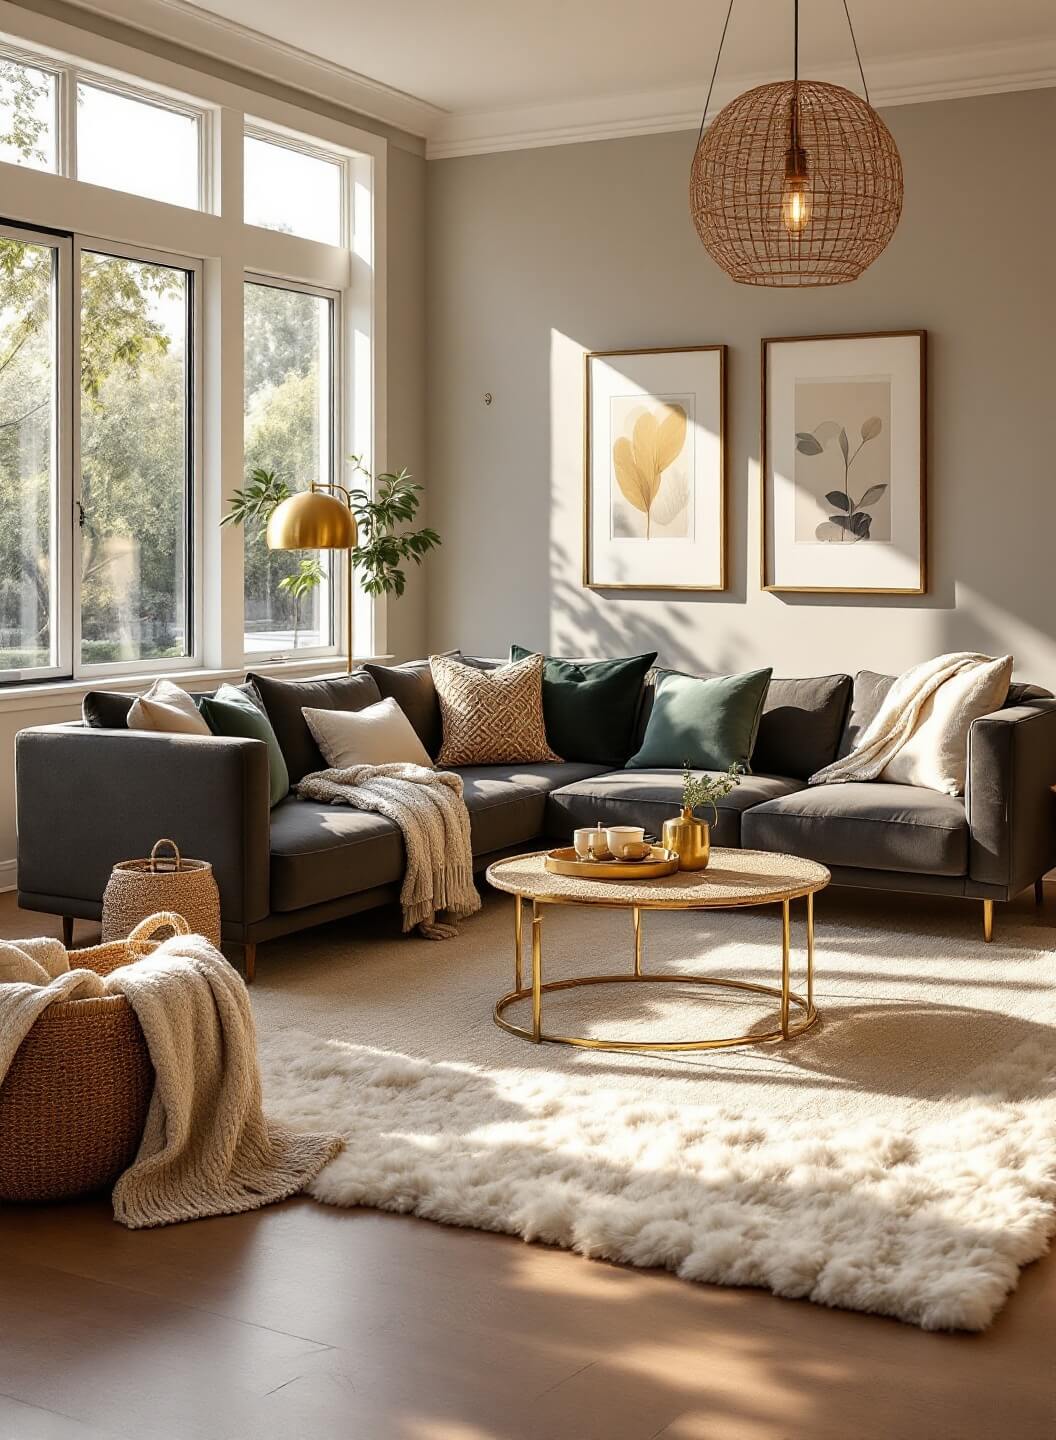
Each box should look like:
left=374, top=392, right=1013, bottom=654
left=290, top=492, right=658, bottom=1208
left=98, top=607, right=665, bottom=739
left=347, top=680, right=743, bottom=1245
left=1, top=0, right=1055, bottom=1436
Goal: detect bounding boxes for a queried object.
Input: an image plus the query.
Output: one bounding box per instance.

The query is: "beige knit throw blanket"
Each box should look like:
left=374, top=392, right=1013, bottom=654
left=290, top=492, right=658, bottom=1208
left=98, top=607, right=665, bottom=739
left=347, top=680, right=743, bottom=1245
left=809, top=651, right=999, bottom=786
left=296, top=762, right=481, bottom=937
left=0, top=934, right=342, bottom=1229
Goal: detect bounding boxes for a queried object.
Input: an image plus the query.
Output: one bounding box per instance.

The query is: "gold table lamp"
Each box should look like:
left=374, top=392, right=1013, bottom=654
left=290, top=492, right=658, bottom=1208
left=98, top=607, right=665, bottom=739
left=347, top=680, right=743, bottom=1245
left=265, top=483, right=358, bottom=672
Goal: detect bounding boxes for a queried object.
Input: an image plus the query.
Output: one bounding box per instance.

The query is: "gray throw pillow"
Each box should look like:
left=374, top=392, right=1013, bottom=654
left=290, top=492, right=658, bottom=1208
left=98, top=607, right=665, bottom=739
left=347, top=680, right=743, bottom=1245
left=248, top=669, right=382, bottom=783
left=752, top=674, right=852, bottom=780
left=364, top=653, right=458, bottom=758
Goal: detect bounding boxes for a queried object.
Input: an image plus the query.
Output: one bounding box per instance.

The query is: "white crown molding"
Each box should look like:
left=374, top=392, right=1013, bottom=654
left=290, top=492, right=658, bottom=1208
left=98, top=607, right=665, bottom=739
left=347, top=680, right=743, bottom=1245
left=54, top=0, right=447, bottom=140
left=427, top=34, right=1056, bottom=159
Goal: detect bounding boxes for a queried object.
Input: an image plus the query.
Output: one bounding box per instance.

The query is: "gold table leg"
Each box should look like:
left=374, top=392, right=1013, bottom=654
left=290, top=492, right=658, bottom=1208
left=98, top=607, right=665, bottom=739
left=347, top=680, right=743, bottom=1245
left=806, top=891, right=815, bottom=1016
left=513, top=894, right=523, bottom=993
left=633, top=905, right=643, bottom=977
left=780, top=899, right=791, bottom=1038
left=531, top=900, right=543, bottom=1043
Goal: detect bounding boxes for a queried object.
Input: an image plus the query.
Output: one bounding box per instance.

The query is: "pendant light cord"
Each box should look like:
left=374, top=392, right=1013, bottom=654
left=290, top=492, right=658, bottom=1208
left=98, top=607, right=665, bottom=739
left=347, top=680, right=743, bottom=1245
left=842, top=0, right=871, bottom=103
left=696, top=0, right=736, bottom=148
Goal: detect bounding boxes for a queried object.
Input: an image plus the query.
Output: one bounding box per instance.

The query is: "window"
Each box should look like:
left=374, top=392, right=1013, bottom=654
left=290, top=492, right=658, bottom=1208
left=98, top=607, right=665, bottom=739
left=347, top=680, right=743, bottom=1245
left=77, top=83, right=201, bottom=209
left=0, top=55, right=57, bottom=172
left=243, top=278, right=335, bottom=656
left=0, top=227, right=63, bottom=678
left=0, top=224, right=198, bottom=685
left=244, top=133, right=342, bottom=244
left=79, top=249, right=194, bottom=665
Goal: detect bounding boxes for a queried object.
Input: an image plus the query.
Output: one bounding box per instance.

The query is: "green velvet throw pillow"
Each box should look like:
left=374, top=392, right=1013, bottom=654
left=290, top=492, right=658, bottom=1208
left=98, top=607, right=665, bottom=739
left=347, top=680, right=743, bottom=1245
left=627, top=667, right=773, bottom=772
left=198, top=682, right=290, bottom=807
left=510, top=644, right=657, bottom=765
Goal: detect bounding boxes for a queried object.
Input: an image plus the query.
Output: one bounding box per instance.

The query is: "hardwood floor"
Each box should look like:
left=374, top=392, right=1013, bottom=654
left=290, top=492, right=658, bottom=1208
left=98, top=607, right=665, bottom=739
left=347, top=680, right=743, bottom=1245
left=2, top=894, right=1055, bottom=1440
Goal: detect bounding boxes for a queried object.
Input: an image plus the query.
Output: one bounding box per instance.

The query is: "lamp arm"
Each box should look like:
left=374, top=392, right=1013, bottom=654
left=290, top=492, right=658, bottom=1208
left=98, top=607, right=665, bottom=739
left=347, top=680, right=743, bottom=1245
left=309, top=479, right=356, bottom=509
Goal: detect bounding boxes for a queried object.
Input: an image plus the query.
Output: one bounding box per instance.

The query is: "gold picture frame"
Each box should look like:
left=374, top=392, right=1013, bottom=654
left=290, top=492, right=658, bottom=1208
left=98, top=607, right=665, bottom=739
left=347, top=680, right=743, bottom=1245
left=761, top=330, right=927, bottom=595
left=583, top=344, right=727, bottom=592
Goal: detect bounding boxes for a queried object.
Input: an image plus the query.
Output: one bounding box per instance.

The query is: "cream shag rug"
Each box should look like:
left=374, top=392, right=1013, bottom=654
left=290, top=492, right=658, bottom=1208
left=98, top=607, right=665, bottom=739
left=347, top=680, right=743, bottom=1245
left=253, top=888, right=1056, bottom=1331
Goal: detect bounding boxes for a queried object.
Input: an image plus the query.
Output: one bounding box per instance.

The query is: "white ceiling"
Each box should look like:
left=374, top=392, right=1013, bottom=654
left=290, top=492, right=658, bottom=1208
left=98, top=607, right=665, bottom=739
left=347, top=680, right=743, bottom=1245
left=64, top=0, right=1056, bottom=155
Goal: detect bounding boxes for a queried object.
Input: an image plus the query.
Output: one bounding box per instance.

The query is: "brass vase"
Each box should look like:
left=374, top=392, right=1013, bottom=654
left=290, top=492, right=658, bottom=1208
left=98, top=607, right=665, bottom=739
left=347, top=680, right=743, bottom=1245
left=662, top=807, right=711, bottom=871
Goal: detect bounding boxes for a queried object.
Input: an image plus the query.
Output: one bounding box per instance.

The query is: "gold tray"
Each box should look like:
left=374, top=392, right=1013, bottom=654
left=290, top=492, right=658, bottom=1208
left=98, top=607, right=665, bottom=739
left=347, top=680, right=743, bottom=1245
left=544, top=845, right=680, bottom=880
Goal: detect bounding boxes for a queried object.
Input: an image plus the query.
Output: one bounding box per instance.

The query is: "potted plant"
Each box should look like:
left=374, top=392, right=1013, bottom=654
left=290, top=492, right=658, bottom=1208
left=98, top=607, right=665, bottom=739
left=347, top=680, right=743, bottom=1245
left=661, top=762, right=743, bottom=871
left=222, top=458, right=440, bottom=640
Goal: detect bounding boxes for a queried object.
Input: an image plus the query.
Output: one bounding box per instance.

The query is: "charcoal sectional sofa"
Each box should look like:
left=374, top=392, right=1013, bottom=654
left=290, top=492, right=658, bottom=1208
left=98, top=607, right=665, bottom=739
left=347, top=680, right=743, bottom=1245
left=15, top=660, right=1056, bottom=978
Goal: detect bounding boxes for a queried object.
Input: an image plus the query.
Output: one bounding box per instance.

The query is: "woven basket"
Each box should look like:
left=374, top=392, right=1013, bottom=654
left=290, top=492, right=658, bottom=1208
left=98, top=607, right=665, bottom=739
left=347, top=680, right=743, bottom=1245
left=0, top=912, right=189, bottom=1204
left=102, top=838, right=221, bottom=948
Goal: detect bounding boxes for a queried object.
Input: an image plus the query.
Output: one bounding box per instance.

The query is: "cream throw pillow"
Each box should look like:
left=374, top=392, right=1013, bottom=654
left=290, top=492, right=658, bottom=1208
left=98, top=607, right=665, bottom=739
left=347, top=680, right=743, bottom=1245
left=430, top=652, right=562, bottom=766
left=128, top=679, right=210, bottom=735
left=302, top=697, right=433, bottom=770
left=881, top=654, right=1013, bottom=796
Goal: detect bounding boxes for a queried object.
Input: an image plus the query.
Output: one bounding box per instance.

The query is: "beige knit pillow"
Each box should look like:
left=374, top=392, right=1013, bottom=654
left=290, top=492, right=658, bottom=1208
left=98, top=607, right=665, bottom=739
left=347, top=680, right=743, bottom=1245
left=430, top=652, right=562, bottom=766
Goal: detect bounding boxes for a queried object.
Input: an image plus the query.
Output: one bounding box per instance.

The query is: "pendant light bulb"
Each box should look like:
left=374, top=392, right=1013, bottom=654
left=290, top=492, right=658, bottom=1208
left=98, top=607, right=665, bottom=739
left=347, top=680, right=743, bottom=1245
left=782, top=145, right=811, bottom=232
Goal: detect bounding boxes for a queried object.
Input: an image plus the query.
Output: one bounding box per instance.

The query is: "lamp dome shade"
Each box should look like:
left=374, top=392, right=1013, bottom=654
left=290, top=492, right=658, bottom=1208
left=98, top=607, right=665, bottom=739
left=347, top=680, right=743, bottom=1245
left=265, top=490, right=357, bottom=551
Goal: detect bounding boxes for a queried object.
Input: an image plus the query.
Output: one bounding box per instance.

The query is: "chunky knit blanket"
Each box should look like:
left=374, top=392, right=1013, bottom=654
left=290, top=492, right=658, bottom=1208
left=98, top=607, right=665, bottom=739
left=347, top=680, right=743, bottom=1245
left=0, top=933, right=342, bottom=1229
left=296, top=762, right=481, bottom=936
left=809, top=652, right=1005, bottom=787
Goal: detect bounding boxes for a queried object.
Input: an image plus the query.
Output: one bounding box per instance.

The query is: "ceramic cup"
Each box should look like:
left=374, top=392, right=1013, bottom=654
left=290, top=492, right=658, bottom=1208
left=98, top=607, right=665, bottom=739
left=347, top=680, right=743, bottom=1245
left=574, top=827, right=611, bottom=860
left=605, top=826, right=646, bottom=859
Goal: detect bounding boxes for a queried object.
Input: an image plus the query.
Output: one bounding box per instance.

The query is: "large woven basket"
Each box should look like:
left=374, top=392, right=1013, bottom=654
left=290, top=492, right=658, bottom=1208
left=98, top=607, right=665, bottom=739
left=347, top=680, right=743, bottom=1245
left=102, top=838, right=221, bottom=948
left=0, top=912, right=188, bottom=1204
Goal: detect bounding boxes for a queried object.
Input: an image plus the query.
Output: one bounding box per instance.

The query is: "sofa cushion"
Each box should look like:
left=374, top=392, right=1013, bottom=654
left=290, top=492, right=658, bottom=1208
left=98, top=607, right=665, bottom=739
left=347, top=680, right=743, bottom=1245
left=270, top=799, right=405, bottom=911
left=199, top=683, right=290, bottom=807
left=249, top=669, right=382, bottom=784
left=456, top=762, right=610, bottom=854
left=628, top=668, right=772, bottom=772
left=270, top=761, right=608, bottom=912
left=753, top=674, right=852, bottom=780
left=741, top=782, right=968, bottom=876
left=509, top=644, right=657, bottom=766
left=546, top=769, right=806, bottom=848
left=432, top=653, right=561, bottom=766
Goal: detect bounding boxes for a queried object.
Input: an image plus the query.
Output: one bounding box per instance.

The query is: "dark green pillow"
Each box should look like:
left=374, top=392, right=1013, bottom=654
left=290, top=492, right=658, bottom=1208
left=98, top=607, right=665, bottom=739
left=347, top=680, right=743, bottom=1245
left=510, top=644, right=657, bottom=765
left=198, top=683, right=290, bottom=807
left=627, top=667, right=773, bottom=772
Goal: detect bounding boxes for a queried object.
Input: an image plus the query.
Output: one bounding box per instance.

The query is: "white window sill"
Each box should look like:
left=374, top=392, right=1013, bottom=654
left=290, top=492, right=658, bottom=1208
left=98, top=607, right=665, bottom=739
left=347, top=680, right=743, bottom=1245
left=0, top=654, right=394, bottom=717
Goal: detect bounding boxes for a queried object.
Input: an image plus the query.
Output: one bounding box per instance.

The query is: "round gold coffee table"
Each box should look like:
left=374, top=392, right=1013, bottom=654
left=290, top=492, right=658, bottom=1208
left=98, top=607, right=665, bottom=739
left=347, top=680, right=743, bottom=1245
left=486, top=848, right=829, bottom=1052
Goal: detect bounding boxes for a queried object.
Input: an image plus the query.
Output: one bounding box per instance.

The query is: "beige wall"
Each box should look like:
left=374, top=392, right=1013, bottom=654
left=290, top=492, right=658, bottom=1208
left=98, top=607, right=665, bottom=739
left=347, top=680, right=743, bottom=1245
left=425, top=89, right=1056, bottom=688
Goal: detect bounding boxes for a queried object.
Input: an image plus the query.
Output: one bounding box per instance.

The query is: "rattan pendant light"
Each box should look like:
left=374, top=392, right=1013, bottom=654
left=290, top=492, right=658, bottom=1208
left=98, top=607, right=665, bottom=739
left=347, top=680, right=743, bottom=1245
left=689, top=0, right=903, bottom=286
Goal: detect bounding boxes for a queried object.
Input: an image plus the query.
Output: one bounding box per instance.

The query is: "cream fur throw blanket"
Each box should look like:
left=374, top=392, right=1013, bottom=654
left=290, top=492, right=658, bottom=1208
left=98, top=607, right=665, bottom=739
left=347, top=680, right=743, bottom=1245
left=296, top=762, right=481, bottom=936
left=0, top=933, right=342, bottom=1229
left=809, top=651, right=1012, bottom=795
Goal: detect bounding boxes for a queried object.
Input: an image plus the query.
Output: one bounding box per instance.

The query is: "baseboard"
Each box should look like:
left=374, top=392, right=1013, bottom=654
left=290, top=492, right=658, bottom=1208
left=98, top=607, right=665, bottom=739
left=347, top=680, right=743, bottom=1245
left=0, top=859, right=15, bottom=894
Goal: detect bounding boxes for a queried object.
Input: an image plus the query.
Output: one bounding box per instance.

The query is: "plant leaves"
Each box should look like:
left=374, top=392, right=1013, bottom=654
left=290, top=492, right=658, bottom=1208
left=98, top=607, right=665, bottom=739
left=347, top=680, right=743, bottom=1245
left=856, top=483, right=888, bottom=508
left=613, top=435, right=650, bottom=514
left=861, top=416, right=882, bottom=440
left=655, top=403, right=687, bottom=473
left=851, top=511, right=872, bottom=538
left=838, top=427, right=849, bottom=462
left=825, top=491, right=851, bottom=511
left=795, top=431, right=824, bottom=456
left=631, top=411, right=662, bottom=505
left=829, top=514, right=854, bottom=531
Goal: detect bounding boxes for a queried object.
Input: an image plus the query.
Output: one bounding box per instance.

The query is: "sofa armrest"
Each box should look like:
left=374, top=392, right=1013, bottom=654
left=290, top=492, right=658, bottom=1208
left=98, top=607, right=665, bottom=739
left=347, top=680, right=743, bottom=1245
left=15, top=724, right=271, bottom=931
left=966, top=702, right=1056, bottom=893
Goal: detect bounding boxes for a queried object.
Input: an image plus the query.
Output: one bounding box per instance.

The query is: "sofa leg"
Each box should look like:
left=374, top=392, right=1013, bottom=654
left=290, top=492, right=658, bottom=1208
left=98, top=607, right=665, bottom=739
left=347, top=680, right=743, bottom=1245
left=242, top=943, right=256, bottom=984
left=62, top=915, right=74, bottom=948
left=983, top=900, right=994, bottom=943
left=1035, top=878, right=1045, bottom=907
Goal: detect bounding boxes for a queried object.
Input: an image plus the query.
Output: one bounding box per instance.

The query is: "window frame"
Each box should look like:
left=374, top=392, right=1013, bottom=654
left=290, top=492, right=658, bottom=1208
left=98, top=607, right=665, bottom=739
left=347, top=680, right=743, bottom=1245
left=73, top=236, right=203, bottom=680
left=241, top=270, right=341, bottom=664
left=0, top=218, right=72, bottom=685
left=243, top=123, right=348, bottom=247
left=71, top=72, right=211, bottom=214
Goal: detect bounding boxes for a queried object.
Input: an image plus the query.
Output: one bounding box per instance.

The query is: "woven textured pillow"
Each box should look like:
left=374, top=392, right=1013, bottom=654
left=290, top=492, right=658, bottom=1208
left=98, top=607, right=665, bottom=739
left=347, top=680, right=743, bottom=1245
left=430, top=653, right=562, bottom=766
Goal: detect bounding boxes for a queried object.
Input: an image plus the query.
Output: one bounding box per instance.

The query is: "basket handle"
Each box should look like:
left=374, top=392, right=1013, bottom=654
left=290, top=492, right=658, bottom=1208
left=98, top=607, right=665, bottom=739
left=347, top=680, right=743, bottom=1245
left=128, top=912, right=192, bottom=946
left=149, top=838, right=182, bottom=873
